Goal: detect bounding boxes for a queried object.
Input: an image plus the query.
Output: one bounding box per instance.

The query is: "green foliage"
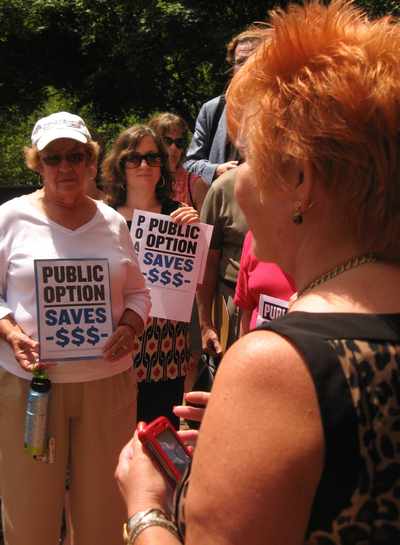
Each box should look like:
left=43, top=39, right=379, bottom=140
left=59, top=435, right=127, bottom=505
left=355, top=0, right=400, bottom=16
left=0, top=108, right=38, bottom=186
left=0, top=0, right=269, bottom=120
left=0, top=87, right=79, bottom=185
left=0, top=0, right=398, bottom=186
left=0, top=86, right=143, bottom=185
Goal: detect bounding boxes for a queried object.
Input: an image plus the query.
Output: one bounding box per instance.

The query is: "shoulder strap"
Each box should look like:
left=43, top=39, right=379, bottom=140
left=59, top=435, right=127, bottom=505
left=209, top=95, right=226, bottom=149
left=187, top=173, right=195, bottom=209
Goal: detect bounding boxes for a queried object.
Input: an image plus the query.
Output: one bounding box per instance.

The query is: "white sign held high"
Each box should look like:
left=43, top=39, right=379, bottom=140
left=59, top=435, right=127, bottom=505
left=131, top=210, right=212, bottom=322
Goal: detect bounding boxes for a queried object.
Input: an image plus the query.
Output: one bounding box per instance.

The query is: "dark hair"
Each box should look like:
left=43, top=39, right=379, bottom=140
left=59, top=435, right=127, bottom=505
left=148, top=112, right=189, bottom=140
left=148, top=112, right=190, bottom=168
left=102, top=125, right=173, bottom=207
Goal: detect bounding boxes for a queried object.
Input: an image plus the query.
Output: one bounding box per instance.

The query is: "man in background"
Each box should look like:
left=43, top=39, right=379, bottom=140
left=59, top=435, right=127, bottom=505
left=183, top=25, right=265, bottom=186
left=196, top=167, right=248, bottom=356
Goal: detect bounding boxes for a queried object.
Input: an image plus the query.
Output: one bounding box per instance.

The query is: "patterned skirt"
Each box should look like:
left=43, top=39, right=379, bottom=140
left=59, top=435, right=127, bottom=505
left=133, top=317, right=192, bottom=382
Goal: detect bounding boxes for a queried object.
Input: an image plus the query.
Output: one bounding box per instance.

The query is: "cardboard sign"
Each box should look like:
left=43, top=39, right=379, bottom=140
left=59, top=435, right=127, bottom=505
left=131, top=210, right=213, bottom=322
left=255, top=294, right=289, bottom=327
left=35, top=259, right=113, bottom=362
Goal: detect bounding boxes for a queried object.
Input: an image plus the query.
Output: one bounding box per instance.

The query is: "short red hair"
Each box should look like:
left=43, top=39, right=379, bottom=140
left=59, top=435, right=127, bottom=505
left=227, top=0, right=400, bottom=258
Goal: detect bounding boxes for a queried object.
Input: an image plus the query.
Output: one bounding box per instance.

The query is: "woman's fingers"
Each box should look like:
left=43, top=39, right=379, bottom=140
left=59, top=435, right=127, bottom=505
left=170, top=206, right=199, bottom=224
left=174, top=391, right=210, bottom=423
left=115, top=429, right=172, bottom=515
left=177, top=429, right=199, bottom=451
left=103, top=325, right=135, bottom=361
left=184, top=391, right=211, bottom=406
left=10, top=332, right=42, bottom=372
left=173, top=404, right=205, bottom=422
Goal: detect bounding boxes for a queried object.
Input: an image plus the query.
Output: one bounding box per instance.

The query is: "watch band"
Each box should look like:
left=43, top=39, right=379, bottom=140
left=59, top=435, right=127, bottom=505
left=126, top=508, right=160, bottom=534
left=123, top=508, right=179, bottom=544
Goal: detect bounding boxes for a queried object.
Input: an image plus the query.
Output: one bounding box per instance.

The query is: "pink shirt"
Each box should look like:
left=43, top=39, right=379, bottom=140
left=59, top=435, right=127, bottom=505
left=234, top=232, right=296, bottom=330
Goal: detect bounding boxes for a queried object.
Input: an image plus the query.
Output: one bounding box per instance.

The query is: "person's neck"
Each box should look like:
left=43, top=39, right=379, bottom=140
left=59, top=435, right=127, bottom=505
left=169, top=159, right=180, bottom=175
left=286, top=234, right=385, bottom=313
left=39, top=188, right=87, bottom=210
left=124, top=188, right=161, bottom=214
left=85, top=179, right=104, bottom=200
left=35, top=189, right=95, bottom=229
left=291, top=237, right=364, bottom=296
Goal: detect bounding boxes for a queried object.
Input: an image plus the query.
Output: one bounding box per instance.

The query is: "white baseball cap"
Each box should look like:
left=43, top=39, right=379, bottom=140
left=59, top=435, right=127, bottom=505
left=31, top=112, right=91, bottom=151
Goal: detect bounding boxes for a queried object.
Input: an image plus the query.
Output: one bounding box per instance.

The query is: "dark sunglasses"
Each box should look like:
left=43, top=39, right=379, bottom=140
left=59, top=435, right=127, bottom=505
left=124, top=152, right=162, bottom=168
left=163, top=136, right=186, bottom=150
left=41, top=152, right=86, bottom=167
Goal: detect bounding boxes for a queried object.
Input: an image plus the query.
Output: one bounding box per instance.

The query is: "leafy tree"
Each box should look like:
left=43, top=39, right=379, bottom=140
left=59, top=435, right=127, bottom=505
left=0, top=1, right=271, bottom=122
left=2, top=0, right=398, bottom=122
left=0, top=0, right=398, bottom=186
left=356, top=0, right=400, bottom=16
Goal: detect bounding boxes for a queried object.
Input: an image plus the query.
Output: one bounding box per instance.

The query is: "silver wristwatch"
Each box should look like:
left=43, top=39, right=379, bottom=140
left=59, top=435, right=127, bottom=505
left=123, top=508, right=179, bottom=544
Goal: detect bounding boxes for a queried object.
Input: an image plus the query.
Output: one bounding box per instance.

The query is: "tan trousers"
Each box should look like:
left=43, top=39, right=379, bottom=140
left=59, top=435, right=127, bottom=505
left=0, top=367, right=136, bottom=545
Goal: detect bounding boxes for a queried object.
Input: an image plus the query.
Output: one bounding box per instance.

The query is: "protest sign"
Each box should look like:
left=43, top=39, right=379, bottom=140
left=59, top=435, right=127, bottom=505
left=255, top=294, right=289, bottom=327
left=34, top=259, right=113, bottom=361
left=131, top=210, right=212, bottom=322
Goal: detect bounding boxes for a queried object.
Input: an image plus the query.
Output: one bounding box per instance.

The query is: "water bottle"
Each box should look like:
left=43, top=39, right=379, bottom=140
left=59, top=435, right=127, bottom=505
left=24, top=370, right=51, bottom=458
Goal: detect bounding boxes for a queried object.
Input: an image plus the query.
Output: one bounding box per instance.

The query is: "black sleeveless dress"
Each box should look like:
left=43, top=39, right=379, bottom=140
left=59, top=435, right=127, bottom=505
left=175, top=312, right=400, bottom=544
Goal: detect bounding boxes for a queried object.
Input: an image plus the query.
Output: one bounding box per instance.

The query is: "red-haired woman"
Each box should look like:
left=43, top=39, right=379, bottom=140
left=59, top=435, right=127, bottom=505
left=116, top=3, right=400, bottom=544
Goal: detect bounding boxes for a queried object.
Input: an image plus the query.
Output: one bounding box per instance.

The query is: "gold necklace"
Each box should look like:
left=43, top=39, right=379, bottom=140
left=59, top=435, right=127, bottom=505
left=297, top=253, right=377, bottom=297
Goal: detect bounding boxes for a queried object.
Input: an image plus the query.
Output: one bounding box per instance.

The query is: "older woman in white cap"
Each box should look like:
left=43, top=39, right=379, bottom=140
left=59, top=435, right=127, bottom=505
left=0, top=111, right=151, bottom=545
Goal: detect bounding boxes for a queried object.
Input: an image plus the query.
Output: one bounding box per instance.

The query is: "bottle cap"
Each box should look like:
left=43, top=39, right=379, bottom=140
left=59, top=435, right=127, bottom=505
left=33, top=369, right=48, bottom=380
left=31, top=370, right=51, bottom=392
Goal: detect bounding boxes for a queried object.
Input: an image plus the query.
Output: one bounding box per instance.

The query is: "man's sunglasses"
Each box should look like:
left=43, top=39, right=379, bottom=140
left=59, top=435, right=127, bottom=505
left=163, top=136, right=186, bottom=150
left=124, top=152, right=162, bottom=168
left=41, top=152, right=86, bottom=166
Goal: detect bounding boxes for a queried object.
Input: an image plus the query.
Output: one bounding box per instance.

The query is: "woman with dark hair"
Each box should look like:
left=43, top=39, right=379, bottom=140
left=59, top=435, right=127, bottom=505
left=148, top=113, right=208, bottom=211
left=102, top=125, right=199, bottom=429
left=103, top=125, right=175, bottom=222
left=148, top=114, right=208, bottom=384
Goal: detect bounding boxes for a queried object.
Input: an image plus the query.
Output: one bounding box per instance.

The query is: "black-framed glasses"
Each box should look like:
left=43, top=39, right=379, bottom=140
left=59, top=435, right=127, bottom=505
left=41, top=152, right=86, bottom=167
left=163, top=136, right=186, bottom=150
left=124, top=152, right=162, bottom=168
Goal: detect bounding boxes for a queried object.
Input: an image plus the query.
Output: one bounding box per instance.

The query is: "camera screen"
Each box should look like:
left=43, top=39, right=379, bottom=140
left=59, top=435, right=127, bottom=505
left=158, top=429, right=191, bottom=474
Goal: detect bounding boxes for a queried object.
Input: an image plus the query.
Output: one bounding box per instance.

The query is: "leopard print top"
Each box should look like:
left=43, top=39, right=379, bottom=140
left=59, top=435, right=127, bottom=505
left=174, top=312, right=400, bottom=544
